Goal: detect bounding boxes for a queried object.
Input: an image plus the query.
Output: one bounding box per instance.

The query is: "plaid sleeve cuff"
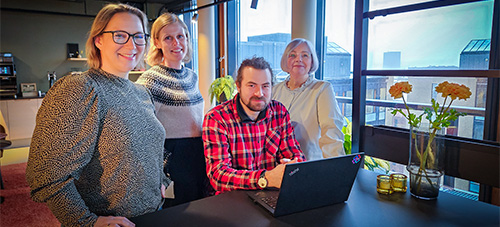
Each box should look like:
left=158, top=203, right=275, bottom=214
left=251, top=169, right=266, bottom=189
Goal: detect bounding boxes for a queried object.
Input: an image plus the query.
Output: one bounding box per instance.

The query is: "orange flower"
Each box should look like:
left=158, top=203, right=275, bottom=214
left=435, top=81, right=472, bottom=100
left=434, top=81, right=449, bottom=94
left=389, top=81, right=412, bottom=99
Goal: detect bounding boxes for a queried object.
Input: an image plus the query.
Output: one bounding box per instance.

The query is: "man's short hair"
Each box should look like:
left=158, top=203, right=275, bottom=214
left=235, top=57, right=273, bottom=86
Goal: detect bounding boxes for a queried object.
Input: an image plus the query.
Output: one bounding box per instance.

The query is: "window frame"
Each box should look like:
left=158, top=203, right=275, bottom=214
left=224, top=0, right=499, bottom=203
left=227, top=0, right=237, bottom=77
left=352, top=0, right=500, bottom=203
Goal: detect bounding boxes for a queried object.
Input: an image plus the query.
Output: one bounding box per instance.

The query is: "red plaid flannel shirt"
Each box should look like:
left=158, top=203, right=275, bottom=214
left=202, top=95, right=305, bottom=193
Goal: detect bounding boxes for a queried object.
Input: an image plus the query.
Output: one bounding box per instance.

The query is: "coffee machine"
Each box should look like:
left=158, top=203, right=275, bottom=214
left=0, top=53, right=18, bottom=98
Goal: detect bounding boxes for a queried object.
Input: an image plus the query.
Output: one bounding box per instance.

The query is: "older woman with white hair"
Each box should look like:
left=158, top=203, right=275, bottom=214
left=272, top=38, right=345, bottom=161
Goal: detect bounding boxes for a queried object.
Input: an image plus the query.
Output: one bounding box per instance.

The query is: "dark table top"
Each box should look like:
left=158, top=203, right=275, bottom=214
left=131, top=169, right=500, bottom=227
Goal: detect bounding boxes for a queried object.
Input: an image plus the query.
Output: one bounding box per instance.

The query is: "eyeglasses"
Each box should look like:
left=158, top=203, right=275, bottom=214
left=101, top=30, right=149, bottom=46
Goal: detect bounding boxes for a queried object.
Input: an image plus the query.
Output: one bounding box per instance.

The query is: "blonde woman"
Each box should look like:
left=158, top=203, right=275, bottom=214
left=272, top=38, right=345, bottom=161
left=26, top=4, right=169, bottom=227
left=136, top=12, right=210, bottom=207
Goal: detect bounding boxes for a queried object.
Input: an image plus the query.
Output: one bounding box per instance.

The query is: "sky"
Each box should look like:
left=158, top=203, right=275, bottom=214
left=366, top=1, right=493, bottom=69
left=239, top=0, right=292, bottom=41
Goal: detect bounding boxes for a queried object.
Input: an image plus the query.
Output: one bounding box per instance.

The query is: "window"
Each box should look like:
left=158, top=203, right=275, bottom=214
left=367, top=2, right=493, bottom=70
left=226, top=0, right=498, bottom=203
left=369, top=0, right=431, bottom=11
left=367, top=0, right=494, bottom=140
left=354, top=0, right=498, bottom=203
left=325, top=0, right=355, bottom=119
left=236, top=0, right=291, bottom=81
left=180, top=13, right=199, bottom=75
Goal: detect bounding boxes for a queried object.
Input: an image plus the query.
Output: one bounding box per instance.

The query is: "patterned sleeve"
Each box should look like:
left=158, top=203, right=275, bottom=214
left=317, top=82, right=345, bottom=158
left=26, top=74, right=101, bottom=226
left=202, top=110, right=264, bottom=192
left=276, top=103, right=306, bottom=162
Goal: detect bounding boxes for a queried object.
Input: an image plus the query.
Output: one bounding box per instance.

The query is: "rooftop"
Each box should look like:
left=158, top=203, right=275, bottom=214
left=461, top=39, right=490, bottom=53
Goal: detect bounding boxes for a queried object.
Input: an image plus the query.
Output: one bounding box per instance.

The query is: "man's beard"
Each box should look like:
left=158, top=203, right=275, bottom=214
left=243, top=96, right=268, bottom=112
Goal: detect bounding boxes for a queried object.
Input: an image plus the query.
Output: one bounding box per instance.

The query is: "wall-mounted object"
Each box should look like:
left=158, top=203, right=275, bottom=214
left=191, top=13, right=198, bottom=23
left=20, top=83, right=37, bottom=98
left=129, top=71, right=143, bottom=82
left=67, top=43, right=79, bottom=58
left=251, top=0, right=259, bottom=9
left=0, top=53, right=18, bottom=98
left=47, top=71, right=56, bottom=89
left=67, top=58, right=87, bottom=61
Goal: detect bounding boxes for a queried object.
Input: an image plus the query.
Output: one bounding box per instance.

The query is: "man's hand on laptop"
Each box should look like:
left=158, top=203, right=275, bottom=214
left=266, top=157, right=299, bottom=188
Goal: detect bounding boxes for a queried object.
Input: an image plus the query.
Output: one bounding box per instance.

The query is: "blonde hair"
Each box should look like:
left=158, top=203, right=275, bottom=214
left=280, top=38, right=319, bottom=74
left=85, top=3, right=149, bottom=70
left=146, top=12, right=192, bottom=66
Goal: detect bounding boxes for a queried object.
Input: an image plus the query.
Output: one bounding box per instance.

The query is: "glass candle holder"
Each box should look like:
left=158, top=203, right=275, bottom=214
left=377, top=174, right=393, bottom=194
left=390, top=173, right=407, bottom=193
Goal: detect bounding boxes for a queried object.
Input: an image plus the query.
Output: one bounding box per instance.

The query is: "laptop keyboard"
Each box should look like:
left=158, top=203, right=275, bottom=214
left=261, top=196, right=278, bottom=209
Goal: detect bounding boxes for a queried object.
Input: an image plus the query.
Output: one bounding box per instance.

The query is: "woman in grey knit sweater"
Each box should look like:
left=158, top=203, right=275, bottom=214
left=26, top=4, right=169, bottom=227
left=136, top=12, right=211, bottom=207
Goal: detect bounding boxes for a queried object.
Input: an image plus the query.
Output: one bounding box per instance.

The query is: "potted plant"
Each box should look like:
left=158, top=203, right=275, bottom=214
left=389, top=81, right=471, bottom=200
left=208, top=75, right=237, bottom=104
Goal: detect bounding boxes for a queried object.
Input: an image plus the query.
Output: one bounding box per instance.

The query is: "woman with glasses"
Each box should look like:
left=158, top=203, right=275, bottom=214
left=272, top=38, right=345, bottom=161
left=136, top=13, right=210, bottom=207
left=26, top=4, right=169, bottom=227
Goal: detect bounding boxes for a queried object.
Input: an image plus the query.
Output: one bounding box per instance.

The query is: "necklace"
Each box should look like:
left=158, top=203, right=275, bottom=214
left=287, top=75, right=308, bottom=90
left=285, top=79, right=308, bottom=110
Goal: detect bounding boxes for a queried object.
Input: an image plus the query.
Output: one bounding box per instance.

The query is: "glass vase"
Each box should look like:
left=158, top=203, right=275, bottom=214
left=407, top=127, right=445, bottom=200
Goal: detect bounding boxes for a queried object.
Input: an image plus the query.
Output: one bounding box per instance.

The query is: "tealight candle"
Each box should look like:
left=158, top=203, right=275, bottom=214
left=377, top=174, right=393, bottom=194
left=390, top=173, right=407, bottom=193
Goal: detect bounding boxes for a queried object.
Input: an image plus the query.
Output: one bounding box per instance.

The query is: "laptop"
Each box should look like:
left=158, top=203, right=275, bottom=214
left=247, top=153, right=364, bottom=217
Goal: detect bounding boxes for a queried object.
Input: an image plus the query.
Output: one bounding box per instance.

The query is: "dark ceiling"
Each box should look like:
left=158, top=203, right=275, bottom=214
left=121, top=0, right=193, bottom=13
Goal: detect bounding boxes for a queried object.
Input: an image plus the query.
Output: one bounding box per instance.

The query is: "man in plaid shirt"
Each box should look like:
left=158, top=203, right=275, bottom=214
left=202, top=57, right=306, bottom=194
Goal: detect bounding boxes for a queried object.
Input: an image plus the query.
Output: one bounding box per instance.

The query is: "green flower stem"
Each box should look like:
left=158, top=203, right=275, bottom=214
left=403, top=92, right=453, bottom=193
left=412, top=128, right=438, bottom=192
left=433, top=96, right=453, bottom=131
left=423, top=133, right=435, bottom=169
left=392, top=82, right=469, bottom=197
left=415, top=165, right=436, bottom=192
left=402, top=96, right=414, bottom=126
left=413, top=132, right=421, bottom=160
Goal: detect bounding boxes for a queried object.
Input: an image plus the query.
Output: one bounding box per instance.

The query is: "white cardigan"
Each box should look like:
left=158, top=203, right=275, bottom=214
left=272, top=76, right=345, bottom=161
